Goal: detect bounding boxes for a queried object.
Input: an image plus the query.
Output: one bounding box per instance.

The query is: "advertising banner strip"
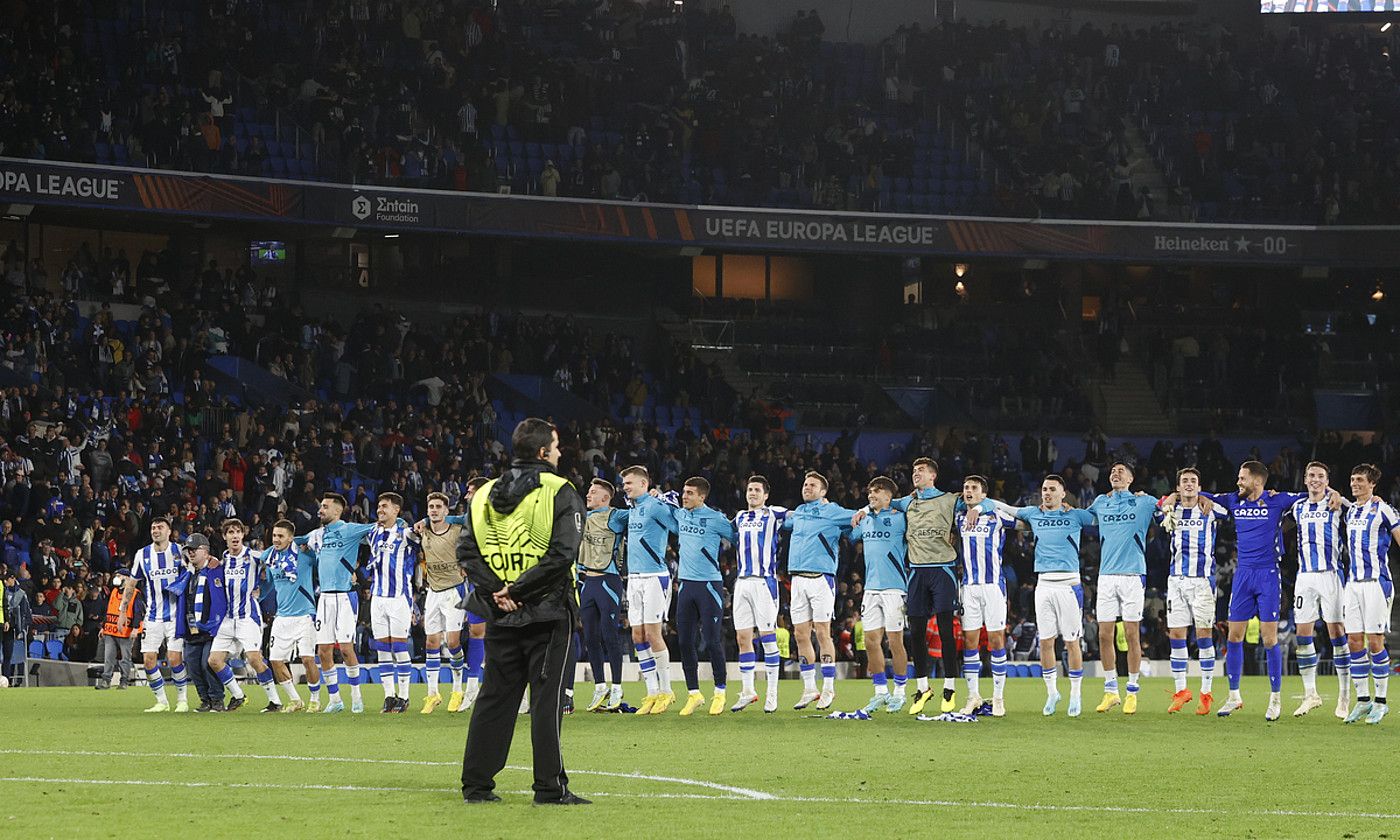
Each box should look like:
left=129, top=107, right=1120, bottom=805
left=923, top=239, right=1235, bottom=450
left=3, top=157, right=1398, bottom=266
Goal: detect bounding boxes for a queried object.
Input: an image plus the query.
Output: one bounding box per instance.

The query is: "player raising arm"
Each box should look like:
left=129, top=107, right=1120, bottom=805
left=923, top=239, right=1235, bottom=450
left=730, top=475, right=786, bottom=713
left=207, top=518, right=283, bottom=712
left=958, top=475, right=1017, bottom=718
left=1189, top=461, right=1340, bottom=720
left=673, top=477, right=737, bottom=716
left=1159, top=468, right=1225, bottom=715
left=118, top=517, right=192, bottom=713
left=1286, top=461, right=1350, bottom=718
left=1004, top=476, right=1096, bottom=717
left=1087, top=462, right=1158, bottom=715
left=367, top=493, right=417, bottom=713
left=261, top=519, right=321, bottom=713
left=784, top=470, right=858, bottom=711
left=620, top=466, right=679, bottom=714
left=296, top=492, right=380, bottom=714
left=853, top=476, right=910, bottom=714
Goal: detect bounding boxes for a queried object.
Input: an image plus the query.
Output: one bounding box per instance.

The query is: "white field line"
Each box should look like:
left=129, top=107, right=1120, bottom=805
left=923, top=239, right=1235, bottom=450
left=0, top=748, right=773, bottom=800
left=3, top=751, right=1400, bottom=820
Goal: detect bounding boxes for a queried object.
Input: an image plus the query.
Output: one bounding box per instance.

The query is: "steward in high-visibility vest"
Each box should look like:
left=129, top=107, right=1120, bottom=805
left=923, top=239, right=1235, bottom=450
left=457, top=418, right=587, bottom=806
left=102, top=584, right=140, bottom=638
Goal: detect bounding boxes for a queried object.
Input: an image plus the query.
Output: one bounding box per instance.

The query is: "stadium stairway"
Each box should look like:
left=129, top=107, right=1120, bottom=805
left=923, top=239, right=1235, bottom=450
left=1121, top=116, right=1172, bottom=221
left=1095, top=362, right=1172, bottom=436
left=490, top=374, right=605, bottom=426
left=205, top=355, right=317, bottom=407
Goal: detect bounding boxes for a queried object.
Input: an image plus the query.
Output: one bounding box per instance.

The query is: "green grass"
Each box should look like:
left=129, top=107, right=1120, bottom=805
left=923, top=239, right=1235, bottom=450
left=0, top=677, right=1395, bottom=839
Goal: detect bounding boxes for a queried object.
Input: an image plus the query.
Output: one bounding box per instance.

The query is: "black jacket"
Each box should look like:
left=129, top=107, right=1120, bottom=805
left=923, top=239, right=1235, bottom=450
left=457, top=459, right=582, bottom=627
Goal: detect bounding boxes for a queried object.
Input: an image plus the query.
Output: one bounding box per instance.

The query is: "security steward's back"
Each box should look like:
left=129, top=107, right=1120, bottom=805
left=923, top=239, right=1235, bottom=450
left=457, top=418, right=589, bottom=806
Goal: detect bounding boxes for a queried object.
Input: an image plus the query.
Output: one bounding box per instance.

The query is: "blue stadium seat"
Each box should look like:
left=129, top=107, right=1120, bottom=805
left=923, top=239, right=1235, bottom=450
left=28, top=640, right=43, bottom=659
left=45, top=639, right=65, bottom=660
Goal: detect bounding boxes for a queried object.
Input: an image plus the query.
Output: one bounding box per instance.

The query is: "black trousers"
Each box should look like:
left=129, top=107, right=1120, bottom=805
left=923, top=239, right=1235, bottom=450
left=461, top=616, right=573, bottom=801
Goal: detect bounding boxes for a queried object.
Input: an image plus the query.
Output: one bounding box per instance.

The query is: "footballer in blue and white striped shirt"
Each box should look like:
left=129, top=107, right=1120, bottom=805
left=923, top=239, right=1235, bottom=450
left=1341, top=464, right=1399, bottom=725
left=369, top=492, right=418, bottom=714
left=1287, top=461, right=1350, bottom=718
left=729, top=475, right=787, bottom=713
left=207, top=518, right=284, bottom=712
left=957, top=475, right=1014, bottom=717
left=1158, top=468, right=1224, bottom=716
left=120, top=517, right=192, bottom=713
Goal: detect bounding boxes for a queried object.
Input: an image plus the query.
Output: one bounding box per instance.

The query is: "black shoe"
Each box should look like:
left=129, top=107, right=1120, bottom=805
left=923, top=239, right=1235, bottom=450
left=210, top=701, right=227, bottom=713
left=463, top=792, right=503, bottom=804
left=226, top=696, right=246, bottom=712
left=394, top=697, right=409, bottom=713
left=534, top=792, right=591, bottom=806
left=260, top=702, right=283, bottom=714
left=381, top=698, right=396, bottom=714
left=562, top=698, right=574, bottom=716
left=194, top=701, right=213, bottom=713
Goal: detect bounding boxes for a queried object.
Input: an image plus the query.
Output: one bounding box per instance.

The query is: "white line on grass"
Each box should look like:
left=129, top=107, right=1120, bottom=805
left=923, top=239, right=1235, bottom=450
left=0, top=776, right=745, bottom=802
left=778, top=795, right=1400, bottom=821
left=6, top=751, right=1400, bottom=821
left=0, top=749, right=774, bottom=800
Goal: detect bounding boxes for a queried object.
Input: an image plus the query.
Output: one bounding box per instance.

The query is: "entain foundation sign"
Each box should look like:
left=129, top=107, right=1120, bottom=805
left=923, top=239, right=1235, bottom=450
left=0, top=168, right=122, bottom=200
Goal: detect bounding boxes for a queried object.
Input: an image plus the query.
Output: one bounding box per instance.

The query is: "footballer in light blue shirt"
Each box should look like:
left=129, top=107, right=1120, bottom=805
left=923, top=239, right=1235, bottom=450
left=262, top=519, right=321, bottom=712
left=620, top=465, right=680, bottom=713
left=673, top=476, right=737, bottom=714
left=1000, top=474, right=1095, bottom=717
left=851, top=476, right=910, bottom=714
left=782, top=470, right=857, bottom=710
left=1086, top=461, right=1159, bottom=713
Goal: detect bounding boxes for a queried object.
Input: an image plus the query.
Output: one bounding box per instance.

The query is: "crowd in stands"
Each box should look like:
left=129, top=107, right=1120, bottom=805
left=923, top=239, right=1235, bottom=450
left=2, top=238, right=1397, bottom=678
left=8, top=1, right=1397, bottom=223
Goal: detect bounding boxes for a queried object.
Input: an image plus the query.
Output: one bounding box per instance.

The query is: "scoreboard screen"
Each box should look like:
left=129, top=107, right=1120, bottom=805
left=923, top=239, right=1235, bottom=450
left=1263, top=1, right=1399, bottom=10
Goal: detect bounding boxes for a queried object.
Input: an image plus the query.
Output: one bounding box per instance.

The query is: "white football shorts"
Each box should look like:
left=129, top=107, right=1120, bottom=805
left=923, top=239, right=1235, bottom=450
left=732, top=576, right=778, bottom=632
left=790, top=574, right=836, bottom=625
left=269, top=615, right=316, bottom=661
left=626, top=573, right=672, bottom=627
left=1096, top=574, right=1145, bottom=622
left=139, top=619, right=184, bottom=655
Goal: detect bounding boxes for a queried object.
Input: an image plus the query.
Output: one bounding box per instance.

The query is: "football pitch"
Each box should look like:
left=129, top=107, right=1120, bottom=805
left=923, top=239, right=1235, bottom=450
left=1, top=677, right=1395, bottom=839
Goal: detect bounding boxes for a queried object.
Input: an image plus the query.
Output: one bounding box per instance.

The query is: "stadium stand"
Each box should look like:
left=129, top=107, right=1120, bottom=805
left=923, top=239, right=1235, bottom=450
left=8, top=2, right=1397, bottom=223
